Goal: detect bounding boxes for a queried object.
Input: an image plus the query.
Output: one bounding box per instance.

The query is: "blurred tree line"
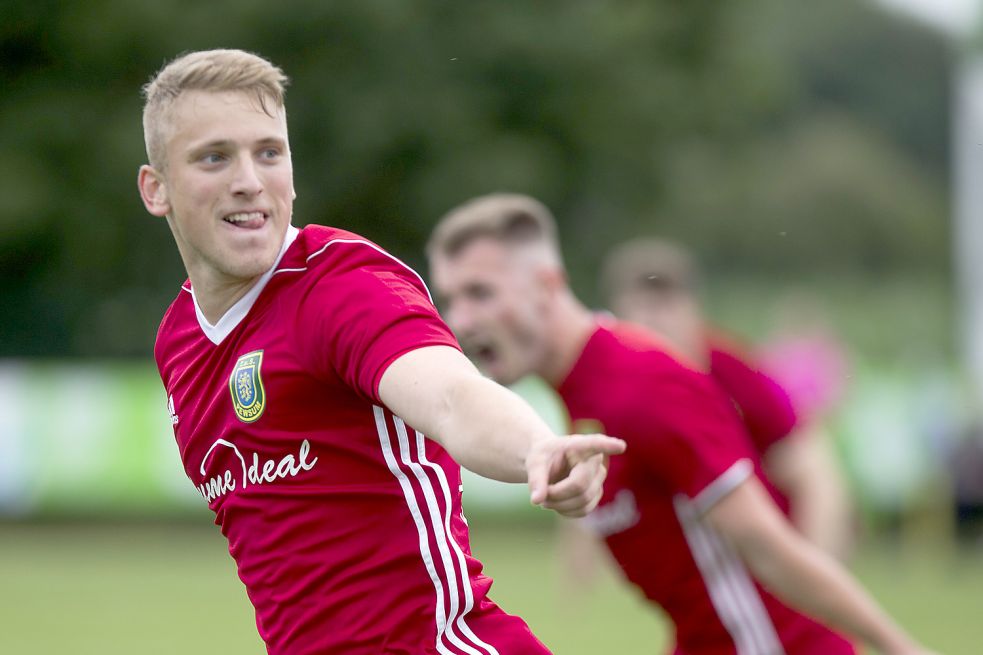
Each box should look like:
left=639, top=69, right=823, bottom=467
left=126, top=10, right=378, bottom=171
left=0, top=0, right=952, bottom=358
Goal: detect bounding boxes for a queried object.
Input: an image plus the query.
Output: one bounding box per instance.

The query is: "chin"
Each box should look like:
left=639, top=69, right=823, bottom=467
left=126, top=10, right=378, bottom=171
left=225, top=254, right=277, bottom=280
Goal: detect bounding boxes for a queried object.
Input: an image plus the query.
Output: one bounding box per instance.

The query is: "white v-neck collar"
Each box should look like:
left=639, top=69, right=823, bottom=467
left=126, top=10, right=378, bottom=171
left=190, top=226, right=300, bottom=345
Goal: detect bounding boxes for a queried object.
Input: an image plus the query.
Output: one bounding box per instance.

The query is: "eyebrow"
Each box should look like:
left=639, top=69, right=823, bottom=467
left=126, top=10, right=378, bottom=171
left=188, top=136, right=287, bottom=153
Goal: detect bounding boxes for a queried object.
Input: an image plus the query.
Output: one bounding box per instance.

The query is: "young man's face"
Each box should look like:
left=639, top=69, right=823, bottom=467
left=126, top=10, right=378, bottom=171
left=430, top=238, right=549, bottom=385
left=143, top=90, right=295, bottom=288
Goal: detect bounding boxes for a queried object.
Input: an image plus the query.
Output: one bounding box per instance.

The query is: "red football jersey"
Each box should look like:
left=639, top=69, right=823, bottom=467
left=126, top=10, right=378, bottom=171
left=558, top=319, right=855, bottom=655
left=708, top=336, right=800, bottom=516
left=708, top=334, right=799, bottom=456
left=155, top=225, right=550, bottom=655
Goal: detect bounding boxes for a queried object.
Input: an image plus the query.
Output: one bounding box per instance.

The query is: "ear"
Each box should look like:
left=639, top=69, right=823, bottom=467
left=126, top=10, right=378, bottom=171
left=137, top=165, right=170, bottom=217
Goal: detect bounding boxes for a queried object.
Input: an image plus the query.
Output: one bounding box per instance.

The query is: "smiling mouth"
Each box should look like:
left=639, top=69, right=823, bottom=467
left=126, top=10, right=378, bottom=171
left=223, top=211, right=267, bottom=229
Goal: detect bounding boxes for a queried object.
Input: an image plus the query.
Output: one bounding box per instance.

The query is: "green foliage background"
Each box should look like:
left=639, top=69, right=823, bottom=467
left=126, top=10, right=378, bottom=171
left=0, top=0, right=953, bottom=358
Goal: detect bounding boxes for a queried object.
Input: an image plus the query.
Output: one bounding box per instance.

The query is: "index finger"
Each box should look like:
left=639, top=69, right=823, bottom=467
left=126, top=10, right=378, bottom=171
left=562, top=434, right=626, bottom=460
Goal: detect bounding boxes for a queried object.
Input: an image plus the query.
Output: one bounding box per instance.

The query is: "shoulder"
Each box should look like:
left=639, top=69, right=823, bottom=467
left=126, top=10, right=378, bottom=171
left=585, top=321, right=727, bottom=416
left=708, top=330, right=791, bottom=403
left=280, top=225, right=418, bottom=276
left=600, top=320, right=707, bottom=386
left=277, top=225, right=432, bottom=299
left=153, top=282, right=195, bottom=375
left=708, top=329, right=757, bottom=371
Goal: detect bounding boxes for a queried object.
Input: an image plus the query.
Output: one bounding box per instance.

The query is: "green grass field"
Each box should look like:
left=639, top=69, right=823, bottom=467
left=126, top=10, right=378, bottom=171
left=1, top=520, right=980, bottom=654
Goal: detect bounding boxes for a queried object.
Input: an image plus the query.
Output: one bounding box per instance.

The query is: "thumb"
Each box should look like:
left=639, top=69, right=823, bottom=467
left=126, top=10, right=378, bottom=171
left=526, top=449, right=550, bottom=506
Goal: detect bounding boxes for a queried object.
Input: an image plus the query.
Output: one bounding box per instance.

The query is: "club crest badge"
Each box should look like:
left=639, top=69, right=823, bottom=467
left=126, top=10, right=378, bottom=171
left=230, top=350, right=266, bottom=423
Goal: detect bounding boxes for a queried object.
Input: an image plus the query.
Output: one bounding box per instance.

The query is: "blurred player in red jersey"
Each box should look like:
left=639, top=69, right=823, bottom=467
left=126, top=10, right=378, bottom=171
left=136, top=50, right=624, bottom=655
left=427, top=193, right=936, bottom=655
left=600, top=238, right=854, bottom=560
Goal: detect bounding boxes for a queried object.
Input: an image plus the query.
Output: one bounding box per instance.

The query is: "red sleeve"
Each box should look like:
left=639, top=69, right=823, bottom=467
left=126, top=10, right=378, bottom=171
left=295, top=246, right=460, bottom=403
left=626, top=368, right=755, bottom=509
left=709, top=345, right=798, bottom=454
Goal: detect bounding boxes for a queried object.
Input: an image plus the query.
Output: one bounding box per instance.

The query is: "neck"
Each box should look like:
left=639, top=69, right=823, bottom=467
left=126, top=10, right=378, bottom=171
left=538, top=291, right=597, bottom=388
left=191, top=271, right=265, bottom=325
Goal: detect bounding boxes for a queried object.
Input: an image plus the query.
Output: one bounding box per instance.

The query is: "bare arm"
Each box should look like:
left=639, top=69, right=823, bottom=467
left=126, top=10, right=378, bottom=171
left=764, top=424, right=854, bottom=559
left=378, top=345, right=625, bottom=516
left=705, top=477, right=933, bottom=655
left=556, top=518, right=613, bottom=594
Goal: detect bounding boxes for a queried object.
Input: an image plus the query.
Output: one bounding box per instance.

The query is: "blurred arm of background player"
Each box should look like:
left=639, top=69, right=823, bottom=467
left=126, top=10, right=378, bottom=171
left=757, top=290, right=858, bottom=561
left=764, top=423, right=854, bottom=560
left=707, top=477, right=936, bottom=655
left=379, top=344, right=626, bottom=516
left=556, top=425, right=855, bottom=594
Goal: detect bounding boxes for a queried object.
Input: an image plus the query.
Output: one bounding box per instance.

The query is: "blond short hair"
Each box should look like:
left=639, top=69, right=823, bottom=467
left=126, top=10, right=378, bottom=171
left=427, top=193, right=564, bottom=267
left=141, top=49, right=289, bottom=170
left=600, top=238, right=698, bottom=303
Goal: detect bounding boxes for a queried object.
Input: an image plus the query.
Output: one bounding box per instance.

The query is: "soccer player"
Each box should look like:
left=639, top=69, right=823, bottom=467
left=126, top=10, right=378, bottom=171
left=600, top=237, right=853, bottom=559
left=427, top=192, right=936, bottom=655
left=136, top=50, right=625, bottom=655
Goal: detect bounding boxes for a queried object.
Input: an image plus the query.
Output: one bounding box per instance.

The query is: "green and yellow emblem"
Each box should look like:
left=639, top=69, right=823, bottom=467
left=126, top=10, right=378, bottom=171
left=230, top=350, right=266, bottom=423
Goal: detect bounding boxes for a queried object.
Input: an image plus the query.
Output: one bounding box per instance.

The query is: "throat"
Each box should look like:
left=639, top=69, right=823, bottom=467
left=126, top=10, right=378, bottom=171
left=539, top=300, right=596, bottom=387
left=193, top=273, right=265, bottom=326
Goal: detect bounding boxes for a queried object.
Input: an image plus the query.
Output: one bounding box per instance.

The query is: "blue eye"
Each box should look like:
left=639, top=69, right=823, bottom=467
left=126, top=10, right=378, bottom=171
left=201, top=153, right=225, bottom=164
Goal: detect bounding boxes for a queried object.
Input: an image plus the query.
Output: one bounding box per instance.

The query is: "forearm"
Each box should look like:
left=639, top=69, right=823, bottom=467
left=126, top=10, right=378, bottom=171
left=378, top=346, right=553, bottom=482
left=766, top=427, right=854, bottom=559
left=558, top=518, right=610, bottom=593
left=748, top=534, right=914, bottom=651
left=432, top=374, right=553, bottom=482
left=789, top=471, right=853, bottom=560
left=719, top=482, right=917, bottom=653
left=378, top=346, right=623, bottom=514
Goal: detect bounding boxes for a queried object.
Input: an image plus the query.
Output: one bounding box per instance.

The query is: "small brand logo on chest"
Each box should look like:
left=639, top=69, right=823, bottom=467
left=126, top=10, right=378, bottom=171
left=230, top=350, right=266, bottom=423
left=167, top=394, right=179, bottom=426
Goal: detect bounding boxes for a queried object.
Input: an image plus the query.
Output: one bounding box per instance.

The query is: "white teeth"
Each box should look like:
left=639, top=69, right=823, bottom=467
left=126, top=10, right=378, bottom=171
left=224, top=211, right=264, bottom=224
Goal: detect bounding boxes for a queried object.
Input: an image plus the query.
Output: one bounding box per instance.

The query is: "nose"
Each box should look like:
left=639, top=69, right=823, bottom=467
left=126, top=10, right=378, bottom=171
left=445, top=301, right=476, bottom=337
left=230, top=155, right=263, bottom=197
